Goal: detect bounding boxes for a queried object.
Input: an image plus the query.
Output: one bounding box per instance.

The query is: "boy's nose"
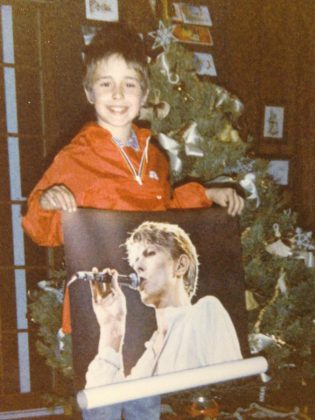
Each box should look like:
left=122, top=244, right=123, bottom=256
left=112, top=84, right=124, bottom=99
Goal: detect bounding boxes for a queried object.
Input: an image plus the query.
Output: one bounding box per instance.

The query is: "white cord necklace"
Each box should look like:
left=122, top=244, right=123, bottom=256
left=115, top=136, right=150, bottom=185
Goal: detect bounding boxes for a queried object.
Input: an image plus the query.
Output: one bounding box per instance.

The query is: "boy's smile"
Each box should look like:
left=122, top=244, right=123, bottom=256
left=85, top=54, right=148, bottom=142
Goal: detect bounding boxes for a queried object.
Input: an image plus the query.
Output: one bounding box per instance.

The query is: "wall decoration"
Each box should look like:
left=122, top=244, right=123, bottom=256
left=194, top=52, right=217, bottom=76
left=173, top=24, right=213, bottom=46
left=268, top=159, right=290, bottom=185
left=172, top=3, right=212, bottom=26
left=81, top=25, right=100, bottom=46
left=85, top=0, right=119, bottom=22
left=263, top=106, right=285, bottom=139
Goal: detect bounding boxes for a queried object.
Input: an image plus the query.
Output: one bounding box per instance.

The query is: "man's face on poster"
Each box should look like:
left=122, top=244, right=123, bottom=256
left=128, top=241, right=178, bottom=308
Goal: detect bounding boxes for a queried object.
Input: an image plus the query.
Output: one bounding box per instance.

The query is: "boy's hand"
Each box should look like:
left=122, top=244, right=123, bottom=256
left=206, top=187, right=244, bottom=216
left=40, top=185, right=77, bottom=212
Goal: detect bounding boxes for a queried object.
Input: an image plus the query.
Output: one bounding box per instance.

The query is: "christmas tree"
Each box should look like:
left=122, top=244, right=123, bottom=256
left=143, top=39, right=315, bottom=396
left=29, top=26, right=315, bottom=412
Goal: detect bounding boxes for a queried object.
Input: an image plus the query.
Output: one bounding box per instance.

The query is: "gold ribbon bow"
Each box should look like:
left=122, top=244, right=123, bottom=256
left=139, top=89, right=171, bottom=121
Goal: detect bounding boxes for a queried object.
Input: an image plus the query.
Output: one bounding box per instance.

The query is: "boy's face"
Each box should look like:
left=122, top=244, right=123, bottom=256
left=85, top=54, right=148, bottom=140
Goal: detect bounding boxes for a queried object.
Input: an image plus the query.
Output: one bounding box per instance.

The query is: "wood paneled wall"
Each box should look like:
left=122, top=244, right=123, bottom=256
left=205, top=0, right=315, bottom=229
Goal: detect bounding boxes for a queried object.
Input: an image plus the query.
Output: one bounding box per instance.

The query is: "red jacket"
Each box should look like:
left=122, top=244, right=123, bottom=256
left=22, top=122, right=212, bottom=331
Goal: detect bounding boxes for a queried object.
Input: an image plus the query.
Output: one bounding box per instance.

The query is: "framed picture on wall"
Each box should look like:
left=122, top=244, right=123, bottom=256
left=173, top=24, right=213, bottom=46
left=85, top=0, right=119, bottom=22
left=263, top=106, right=285, bottom=139
left=268, top=159, right=290, bottom=186
left=81, top=25, right=101, bottom=45
left=172, top=3, right=212, bottom=26
left=194, top=52, right=217, bottom=76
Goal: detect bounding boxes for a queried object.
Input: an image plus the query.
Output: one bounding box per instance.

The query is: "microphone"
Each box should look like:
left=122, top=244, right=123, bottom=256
left=68, top=271, right=139, bottom=290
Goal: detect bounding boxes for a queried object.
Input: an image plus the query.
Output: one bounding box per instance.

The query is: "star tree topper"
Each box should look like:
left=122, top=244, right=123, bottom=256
left=148, top=20, right=176, bottom=50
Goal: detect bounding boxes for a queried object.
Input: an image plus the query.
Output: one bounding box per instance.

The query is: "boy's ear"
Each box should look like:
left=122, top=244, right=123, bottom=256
left=85, top=88, right=95, bottom=105
left=175, top=254, right=190, bottom=277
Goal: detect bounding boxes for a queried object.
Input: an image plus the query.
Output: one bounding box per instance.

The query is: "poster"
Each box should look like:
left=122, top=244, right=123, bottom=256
left=62, top=207, right=248, bottom=395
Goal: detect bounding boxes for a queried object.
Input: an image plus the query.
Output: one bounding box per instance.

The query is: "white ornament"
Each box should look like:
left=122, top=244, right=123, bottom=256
left=266, top=239, right=292, bottom=258
left=148, top=21, right=176, bottom=50
left=277, top=268, right=288, bottom=295
left=294, top=227, right=315, bottom=250
left=249, top=333, right=274, bottom=354
left=182, top=122, right=204, bottom=157
left=266, top=224, right=292, bottom=258
left=158, top=52, right=180, bottom=84
left=37, top=280, right=63, bottom=303
left=240, top=173, right=260, bottom=207
left=158, top=133, right=182, bottom=174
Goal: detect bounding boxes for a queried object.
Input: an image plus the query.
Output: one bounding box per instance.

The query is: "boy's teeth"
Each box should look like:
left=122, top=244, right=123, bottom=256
left=110, top=106, right=126, bottom=111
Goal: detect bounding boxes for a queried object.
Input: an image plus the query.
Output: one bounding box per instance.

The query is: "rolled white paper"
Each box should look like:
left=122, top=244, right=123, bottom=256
left=77, top=356, right=268, bottom=409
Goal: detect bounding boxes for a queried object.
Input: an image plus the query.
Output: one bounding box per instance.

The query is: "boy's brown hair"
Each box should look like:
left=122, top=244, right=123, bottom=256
left=83, top=23, right=149, bottom=93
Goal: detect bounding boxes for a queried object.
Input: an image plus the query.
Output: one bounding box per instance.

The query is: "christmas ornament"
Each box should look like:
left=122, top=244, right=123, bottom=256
left=158, top=52, right=180, bottom=84
left=227, top=403, right=307, bottom=419
left=37, top=280, right=64, bottom=303
left=139, top=89, right=170, bottom=121
left=175, top=81, right=194, bottom=101
left=265, top=224, right=293, bottom=257
left=214, top=86, right=244, bottom=119
left=148, top=21, right=176, bottom=50
left=276, top=268, right=288, bottom=295
left=240, top=173, right=260, bottom=207
left=57, top=328, right=66, bottom=352
left=293, top=250, right=315, bottom=268
left=245, top=290, right=259, bottom=311
left=182, top=122, right=204, bottom=157
left=158, top=122, right=205, bottom=174
left=294, top=227, right=315, bottom=251
left=189, top=395, right=220, bottom=418
left=158, top=133, right=182, bottom=174
left=225, top=158, right=256, bottom=174
left=249, top=333, right=275, bottom=354
left=214, top=86, right=230, bottom=108
left=217, top=123, right=241, bottom=143
left=266, top=239, right=292, bottom=257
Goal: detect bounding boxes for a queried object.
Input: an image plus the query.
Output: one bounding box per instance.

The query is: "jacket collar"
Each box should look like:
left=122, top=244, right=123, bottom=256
left=80, top=121, right=151, bottom=150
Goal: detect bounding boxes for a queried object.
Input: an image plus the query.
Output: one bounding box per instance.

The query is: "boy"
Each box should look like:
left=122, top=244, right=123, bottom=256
left=22, top=23, right=244, bottom=419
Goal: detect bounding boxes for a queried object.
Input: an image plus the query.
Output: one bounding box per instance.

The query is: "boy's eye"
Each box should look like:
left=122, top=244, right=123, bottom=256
left=124, top=80, right=141, bottom=90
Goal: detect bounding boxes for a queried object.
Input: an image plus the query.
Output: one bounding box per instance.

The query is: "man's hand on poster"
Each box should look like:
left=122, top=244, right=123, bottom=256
left=89, top=268, right=127, bottom=352
left=205, top=187, right=244, bottom=217
left=40, top=184, right=77, bottom=212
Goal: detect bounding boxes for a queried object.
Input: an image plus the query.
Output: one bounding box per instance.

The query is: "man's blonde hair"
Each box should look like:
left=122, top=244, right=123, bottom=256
left=125, top=221, right=199, bottom=298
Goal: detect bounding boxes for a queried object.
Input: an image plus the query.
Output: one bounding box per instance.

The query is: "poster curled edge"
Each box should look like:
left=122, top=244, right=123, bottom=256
left=77, top=356, right=268, bottom=409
